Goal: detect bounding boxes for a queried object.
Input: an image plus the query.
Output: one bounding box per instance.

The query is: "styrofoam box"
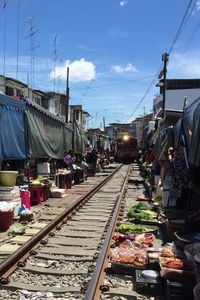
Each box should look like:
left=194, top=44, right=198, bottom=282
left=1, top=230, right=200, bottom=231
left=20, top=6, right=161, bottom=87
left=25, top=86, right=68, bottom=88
left=4, top=198, right=21, bottom=216
left=37, top=163, right=50, bottom=174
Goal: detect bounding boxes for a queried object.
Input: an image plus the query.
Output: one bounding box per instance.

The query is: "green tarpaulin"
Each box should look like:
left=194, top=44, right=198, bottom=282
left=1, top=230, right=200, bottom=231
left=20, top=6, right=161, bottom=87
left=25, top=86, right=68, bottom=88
left=26, top=105, right=65, bottom=159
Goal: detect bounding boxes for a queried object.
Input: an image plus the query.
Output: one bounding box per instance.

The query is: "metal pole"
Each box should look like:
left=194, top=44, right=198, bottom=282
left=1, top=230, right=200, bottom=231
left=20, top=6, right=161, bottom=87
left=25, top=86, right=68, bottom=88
left=162, top=53, right=169, bottom=118
left=66, top=67, right=69, bottom=123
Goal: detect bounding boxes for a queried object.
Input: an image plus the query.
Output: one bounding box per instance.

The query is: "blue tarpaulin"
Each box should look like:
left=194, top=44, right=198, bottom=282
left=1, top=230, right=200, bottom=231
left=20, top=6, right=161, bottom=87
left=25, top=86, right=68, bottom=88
left=0, top=93, right=26, bottom=160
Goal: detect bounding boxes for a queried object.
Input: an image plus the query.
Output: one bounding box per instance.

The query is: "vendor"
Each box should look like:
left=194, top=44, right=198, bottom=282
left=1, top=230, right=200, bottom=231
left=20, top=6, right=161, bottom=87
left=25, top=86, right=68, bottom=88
left=145, top=144, right=155, bottom=164
left=63, top=151, right=74, bottom=172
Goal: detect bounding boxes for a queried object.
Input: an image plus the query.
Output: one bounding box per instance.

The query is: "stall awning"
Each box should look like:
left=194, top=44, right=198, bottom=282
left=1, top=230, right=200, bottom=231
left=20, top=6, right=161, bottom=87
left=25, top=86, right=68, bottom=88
left=64, top=126, right=73, bottom=152
left=0, top=94, right=26, bottom=160
left=25, top=104, right=65, bottom=159
left=182, top=97, right=200, bottom=167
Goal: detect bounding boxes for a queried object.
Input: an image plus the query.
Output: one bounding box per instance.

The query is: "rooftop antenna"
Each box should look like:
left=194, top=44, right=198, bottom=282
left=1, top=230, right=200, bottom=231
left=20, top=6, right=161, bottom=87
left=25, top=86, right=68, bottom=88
left=25, top=16, right=39, bottom=90
left=2, top=0, right=8, bottom=77
left=16, top=0, right=20, bottom=79
left=51, top=34, right=58, bottom=93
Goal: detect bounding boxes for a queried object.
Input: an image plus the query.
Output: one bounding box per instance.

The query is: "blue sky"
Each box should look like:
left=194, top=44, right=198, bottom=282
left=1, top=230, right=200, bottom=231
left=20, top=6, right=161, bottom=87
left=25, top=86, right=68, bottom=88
left=1, top=0, right=200, bottom=128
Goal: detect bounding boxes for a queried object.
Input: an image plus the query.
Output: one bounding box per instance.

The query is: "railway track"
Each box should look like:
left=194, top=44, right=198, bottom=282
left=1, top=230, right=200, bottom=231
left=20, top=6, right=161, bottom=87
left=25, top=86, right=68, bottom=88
left=0, top=164, right=134, bottom=300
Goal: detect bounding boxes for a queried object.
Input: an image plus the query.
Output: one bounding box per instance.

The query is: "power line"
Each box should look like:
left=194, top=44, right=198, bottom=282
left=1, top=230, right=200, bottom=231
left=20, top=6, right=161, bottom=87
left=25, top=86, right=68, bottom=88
left=126, top=0, right=197, bottom=122
left=75, top=75, right=154, bottom=91
left=126, top=63, right=163, bottom=121
left=168, top=0, right=196, bottom=54
left=169, top=13, right=200, bottom=75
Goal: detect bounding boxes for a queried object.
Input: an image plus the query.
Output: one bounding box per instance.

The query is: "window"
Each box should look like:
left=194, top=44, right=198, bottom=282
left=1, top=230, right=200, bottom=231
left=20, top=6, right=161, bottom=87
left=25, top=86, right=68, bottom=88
left=5, top=86, right=14, bottom=96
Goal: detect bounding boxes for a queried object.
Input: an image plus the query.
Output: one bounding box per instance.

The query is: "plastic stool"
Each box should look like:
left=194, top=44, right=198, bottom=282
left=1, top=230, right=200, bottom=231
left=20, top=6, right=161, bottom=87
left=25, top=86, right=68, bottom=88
left=29, top=186, right=44, bottom=205
left=42, top=185, right=48, bottom=201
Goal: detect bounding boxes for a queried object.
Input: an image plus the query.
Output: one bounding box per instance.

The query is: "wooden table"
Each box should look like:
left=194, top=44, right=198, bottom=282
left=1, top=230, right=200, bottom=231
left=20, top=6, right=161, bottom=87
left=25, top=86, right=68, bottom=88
left=55, top=172, right=72, bottom=190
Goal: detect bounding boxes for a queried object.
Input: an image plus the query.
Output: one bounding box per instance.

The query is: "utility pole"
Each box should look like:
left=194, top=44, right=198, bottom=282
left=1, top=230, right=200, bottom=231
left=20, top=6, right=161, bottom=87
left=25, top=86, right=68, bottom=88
left=162, top=52, right=169, bottom=118
left=103, top=116, right=105, bottom=131
left=65, top=67, right=69, bottom=123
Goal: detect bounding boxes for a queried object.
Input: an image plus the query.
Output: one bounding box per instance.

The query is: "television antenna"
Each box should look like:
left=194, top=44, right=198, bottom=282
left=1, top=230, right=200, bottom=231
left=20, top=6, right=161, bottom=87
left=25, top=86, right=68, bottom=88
left=2, top=0, right=8, bottom=76
left=25, top=16, right=39, bottom=89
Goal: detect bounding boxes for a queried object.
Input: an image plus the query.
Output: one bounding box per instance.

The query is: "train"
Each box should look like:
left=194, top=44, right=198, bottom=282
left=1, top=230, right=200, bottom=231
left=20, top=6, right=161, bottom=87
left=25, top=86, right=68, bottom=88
left=115, top=135, right=139, bottom=163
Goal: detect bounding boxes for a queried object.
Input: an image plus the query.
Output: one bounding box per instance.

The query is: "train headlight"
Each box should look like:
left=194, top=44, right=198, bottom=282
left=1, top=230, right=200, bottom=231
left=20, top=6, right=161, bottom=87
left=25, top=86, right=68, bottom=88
left=122, top=135, right=129, bottom=141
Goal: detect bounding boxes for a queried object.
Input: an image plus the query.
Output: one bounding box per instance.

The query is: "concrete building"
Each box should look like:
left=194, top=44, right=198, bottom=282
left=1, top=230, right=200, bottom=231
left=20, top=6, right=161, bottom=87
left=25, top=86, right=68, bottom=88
left=0, top=75, right=28, bottom=99
left=154, top=79, right=200, bottom=116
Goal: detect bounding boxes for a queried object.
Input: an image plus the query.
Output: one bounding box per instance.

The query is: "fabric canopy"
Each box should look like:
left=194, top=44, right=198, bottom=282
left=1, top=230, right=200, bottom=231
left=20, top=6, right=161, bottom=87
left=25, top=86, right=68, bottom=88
left=64, top=126, right=73, bottom=152
left=153, top=118, right=173, bottom=159
left=25, top=105, right=65, bottom=159
left=0, top=94, right=26, bottom=160
left=182, top=97, right=200, bottom=167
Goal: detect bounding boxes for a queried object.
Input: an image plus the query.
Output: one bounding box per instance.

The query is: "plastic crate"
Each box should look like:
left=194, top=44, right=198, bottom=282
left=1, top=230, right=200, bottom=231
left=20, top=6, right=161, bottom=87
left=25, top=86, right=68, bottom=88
left=135, top=269, right=163, bottom=296
left=164, top=279, right=194, bottom=300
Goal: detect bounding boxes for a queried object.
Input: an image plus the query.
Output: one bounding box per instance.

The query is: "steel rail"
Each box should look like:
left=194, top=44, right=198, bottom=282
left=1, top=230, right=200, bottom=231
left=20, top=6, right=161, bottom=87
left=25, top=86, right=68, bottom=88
left=85, top=164, right=131, bottom=300
left=0, top=165, right=122, bottom=282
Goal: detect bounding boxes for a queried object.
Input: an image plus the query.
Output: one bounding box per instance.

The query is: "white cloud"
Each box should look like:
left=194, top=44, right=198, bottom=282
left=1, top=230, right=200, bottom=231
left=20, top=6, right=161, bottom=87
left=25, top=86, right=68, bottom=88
left=50, top=58, right=96, bottom=83
left=111, top=63, right=138, bottom=74
left=120, top=0, right=128, bottom=7
left=168, top=50, right=200, bottom=78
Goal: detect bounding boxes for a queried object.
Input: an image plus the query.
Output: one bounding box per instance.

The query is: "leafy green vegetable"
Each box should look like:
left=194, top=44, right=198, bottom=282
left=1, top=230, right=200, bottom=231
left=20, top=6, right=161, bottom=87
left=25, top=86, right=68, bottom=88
left=127, top=208, right=153, bottom=220
left=117, top=223, right=149, bottom=233
left=132, top=202, right=150, bottom=210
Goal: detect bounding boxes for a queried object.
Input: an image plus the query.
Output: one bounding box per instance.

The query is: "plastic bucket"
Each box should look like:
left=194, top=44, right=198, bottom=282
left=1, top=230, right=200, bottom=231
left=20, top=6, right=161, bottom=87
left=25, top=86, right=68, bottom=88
left=0, top=210, right=14, bottom=230
left=0, top=171, right=18, bottom=187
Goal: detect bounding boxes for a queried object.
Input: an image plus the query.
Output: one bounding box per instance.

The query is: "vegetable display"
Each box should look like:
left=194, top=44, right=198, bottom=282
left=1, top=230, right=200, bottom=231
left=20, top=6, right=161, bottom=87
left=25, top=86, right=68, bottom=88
left=114, top=232, right=154, bottom=245
left=110, top=240, right=148, bottom=266
left=127, top=208, right=155, bottom=220
left=117, top=223, right=150, bottom=234
left=132, top=202, right=150, bottom=210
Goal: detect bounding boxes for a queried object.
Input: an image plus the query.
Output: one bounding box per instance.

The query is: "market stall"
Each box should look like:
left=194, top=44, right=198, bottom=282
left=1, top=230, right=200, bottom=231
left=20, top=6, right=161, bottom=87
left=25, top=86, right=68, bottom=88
left=24, top=99, right=66, bottom=159
left=0, top=93, right=26, bottom=160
